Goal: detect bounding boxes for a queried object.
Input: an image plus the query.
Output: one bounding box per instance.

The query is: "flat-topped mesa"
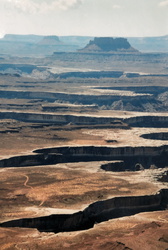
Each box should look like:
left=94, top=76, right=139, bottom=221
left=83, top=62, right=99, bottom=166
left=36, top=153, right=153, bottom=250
left=79, top=37, right=138, bottom=53
left=38, top=35, right=62, bottom=45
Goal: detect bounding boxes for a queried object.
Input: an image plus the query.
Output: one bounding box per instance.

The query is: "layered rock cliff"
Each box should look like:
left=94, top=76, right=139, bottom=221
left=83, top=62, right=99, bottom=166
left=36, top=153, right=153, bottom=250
left=0, top=145, right=167, bottom=169
left=0, top=189, right=167, bottom=233
left=0, top=110, right=168, bottom=127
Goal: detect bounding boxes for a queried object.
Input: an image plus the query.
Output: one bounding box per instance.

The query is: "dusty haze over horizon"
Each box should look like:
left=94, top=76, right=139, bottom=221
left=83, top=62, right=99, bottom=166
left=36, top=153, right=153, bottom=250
left=0, top=0, right=168, bottom=38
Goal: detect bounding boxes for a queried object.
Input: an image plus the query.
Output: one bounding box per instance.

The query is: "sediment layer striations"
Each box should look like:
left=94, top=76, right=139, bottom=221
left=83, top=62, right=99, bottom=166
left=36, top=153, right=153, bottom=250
left=0, top=145, right=167, bottom=169
left=0, top=109, right=168, bottom=127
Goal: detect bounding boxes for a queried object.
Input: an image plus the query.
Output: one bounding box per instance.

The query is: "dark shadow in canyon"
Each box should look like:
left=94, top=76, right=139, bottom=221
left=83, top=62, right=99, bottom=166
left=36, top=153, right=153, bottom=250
left=0, top=145, right=167, bottom=170
left=0, top=189, right=168, bottom=234
left=141, top=132, right=168, bottom=141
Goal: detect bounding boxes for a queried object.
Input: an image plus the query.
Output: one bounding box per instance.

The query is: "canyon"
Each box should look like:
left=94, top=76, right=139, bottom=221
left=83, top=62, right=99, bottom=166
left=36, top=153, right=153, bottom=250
left=0, top=36, right=168, bottom=250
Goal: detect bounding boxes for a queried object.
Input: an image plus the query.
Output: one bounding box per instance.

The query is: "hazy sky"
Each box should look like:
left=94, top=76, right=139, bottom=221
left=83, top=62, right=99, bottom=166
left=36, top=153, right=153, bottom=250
left=0, top=0, right=168, bottom=37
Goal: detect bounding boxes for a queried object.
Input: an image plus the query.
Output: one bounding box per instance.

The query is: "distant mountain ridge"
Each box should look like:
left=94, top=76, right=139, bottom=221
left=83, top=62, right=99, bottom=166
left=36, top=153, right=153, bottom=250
left=0, top=34, right=167, bottom=55
left=59, top=35, right=168, bottom=52
left=2, top=34, right=43, bottom=43
left=128, top=35, right=168, bottom=52
left=0, top=34, right=77, bottom=55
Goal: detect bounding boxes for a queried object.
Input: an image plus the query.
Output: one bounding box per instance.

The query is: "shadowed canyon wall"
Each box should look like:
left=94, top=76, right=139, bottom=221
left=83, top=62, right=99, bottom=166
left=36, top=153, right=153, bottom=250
left=1, top=189, right=167, bottom=233
left=0, top=145, right=167, bottom=169
left=0, top=110, right=168, bottom=127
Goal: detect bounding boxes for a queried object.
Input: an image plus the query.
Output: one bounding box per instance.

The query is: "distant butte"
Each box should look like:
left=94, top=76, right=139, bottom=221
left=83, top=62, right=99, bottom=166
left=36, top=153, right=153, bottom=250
left=38, top=35, right=62, bottom=45
left=79, top=37, right=138, bottom=53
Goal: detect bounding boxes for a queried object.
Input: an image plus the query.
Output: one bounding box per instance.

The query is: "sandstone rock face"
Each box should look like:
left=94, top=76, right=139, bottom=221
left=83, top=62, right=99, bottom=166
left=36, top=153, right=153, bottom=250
left=80, top=37, right=138, bottom=52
